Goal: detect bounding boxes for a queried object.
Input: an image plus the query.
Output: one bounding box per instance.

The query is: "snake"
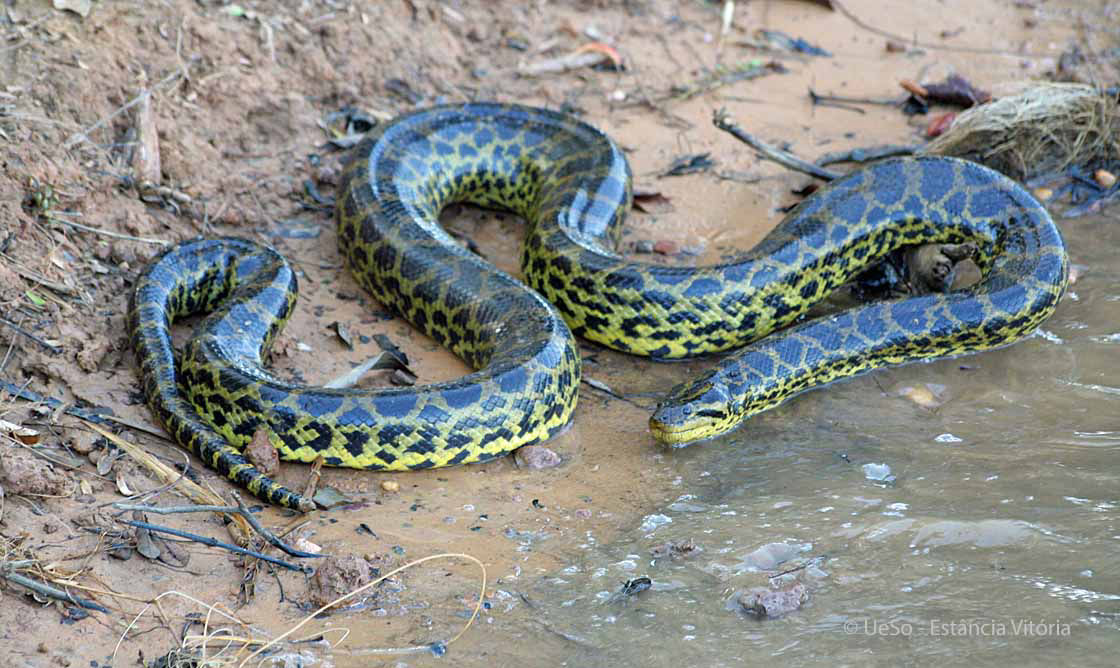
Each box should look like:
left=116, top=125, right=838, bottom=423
left=128, top=103, right=1069, bottom=511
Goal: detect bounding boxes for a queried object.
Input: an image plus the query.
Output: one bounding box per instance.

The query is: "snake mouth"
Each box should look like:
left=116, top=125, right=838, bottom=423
left=649, top=413, right=717, bottom=446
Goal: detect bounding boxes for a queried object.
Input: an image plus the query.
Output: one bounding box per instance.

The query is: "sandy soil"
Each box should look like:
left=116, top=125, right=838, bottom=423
left=0, top=0, right=1095, bottom=665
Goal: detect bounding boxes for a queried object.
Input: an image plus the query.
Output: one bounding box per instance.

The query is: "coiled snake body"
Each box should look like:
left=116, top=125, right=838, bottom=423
left=129, top=103, right=1068, bottom=510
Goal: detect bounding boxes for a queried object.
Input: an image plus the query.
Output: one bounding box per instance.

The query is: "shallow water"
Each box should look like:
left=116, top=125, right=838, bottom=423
left=431, top=213, right=1120, bottom=667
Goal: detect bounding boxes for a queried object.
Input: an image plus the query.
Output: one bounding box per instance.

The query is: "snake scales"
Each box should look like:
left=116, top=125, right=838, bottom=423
left=129, top=103, right=1069, bottom=511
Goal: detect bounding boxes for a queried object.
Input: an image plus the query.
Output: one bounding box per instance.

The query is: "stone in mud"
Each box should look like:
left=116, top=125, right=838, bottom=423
left=0, top=447, right=68, bottom=496
left=514, top=445, right=561, bottom=469
left=738, top=582, right=808, bottom=618
left=308, top=554, right=377, bottom=609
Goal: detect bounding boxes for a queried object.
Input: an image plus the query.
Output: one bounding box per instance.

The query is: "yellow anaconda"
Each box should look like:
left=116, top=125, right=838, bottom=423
left=128, top=103, right=1069, bottom=511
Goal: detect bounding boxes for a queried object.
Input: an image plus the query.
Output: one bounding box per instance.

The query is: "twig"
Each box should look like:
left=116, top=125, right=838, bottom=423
left=769, top=554, right=829, bottom=580
left=808, top=89, right=902, bottom=108
left=0, top=380, right=172, bottom=443
left=86, top=423, right=254, bottom=545
left=117, top=519, right=310, bottom=573
left=111, top=498, right=323, bottom=560
left=64, top=70, right=185, bottom=149
left=581, top=377, right=653, bottom=411
left=815, top=144, right=918, bottom=167
left=713, top=109, right=842, bottom=181
left=0, top=316, right=62, bottom=354
left=0, top=568, right=109, bottom=613
left=46, top=215, right=169, bottom=246
left=1, top=256, right=78, bottom=296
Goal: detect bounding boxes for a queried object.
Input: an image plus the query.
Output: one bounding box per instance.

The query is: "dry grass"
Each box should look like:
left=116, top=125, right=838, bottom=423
left=924, top=82, right=1120, bottom=181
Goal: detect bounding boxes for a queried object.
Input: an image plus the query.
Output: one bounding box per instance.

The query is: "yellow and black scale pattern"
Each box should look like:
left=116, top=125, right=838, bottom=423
left=129, top=103, right=1068, bottom=511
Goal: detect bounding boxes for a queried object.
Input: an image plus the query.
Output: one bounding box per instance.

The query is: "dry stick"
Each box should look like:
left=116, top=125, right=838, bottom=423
left=815, top=145, right=918, bottom=167
left=117, top=519, right=310, bottom=573
left=111, top=498, right=323, bottom=560
left=0, top=379, right=172, bottom=444
left=712, top=109, right=842, bottom=181
left=0, top=316, right=62, bottom=353
left=2, top=256, right=78, bottom=296
left=0, top=568, right=110, bottom=613
left=45, top=214, right=169, bottom=246
left=808, top=89, right=903, bottom=108
left=86, top=423, right=254, bottom=544
left=64, top=70, right=185, bottom=149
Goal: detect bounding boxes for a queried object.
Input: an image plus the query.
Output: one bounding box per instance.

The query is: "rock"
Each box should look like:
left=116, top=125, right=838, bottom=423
left=308, top=554, right=376, bottom=609
left=738, top=583, right=808, bottom=618
left=513, top=445, right=561, bottom=469
left=66, top=431, right=101, bottom=455
left=0, top=447, right=68, bottom=496
left=737, top=542, right=809, bottom=571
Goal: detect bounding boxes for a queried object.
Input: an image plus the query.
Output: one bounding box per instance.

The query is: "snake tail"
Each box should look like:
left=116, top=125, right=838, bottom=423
left=648, top=157, right=1069, bottom=444
left=129, top=238, right=315, bottom=511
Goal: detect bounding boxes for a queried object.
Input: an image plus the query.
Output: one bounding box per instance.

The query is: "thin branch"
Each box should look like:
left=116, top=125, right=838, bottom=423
left=0, top=569, right=109, bottom=613
left=117, top=519, right=311, bottom=573
left=64, top=70, right=185, bottom=149
left=713, top=108, right=842, bottom=181
left=112, top=498, right=323, bottom=560
left=0, top=316, right=62, bottom=354
left=46, top=215, right=169, bottom=246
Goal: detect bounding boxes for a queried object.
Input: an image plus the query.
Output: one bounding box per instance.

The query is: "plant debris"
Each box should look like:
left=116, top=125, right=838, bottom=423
left=660, top=153, right=716, bottom=178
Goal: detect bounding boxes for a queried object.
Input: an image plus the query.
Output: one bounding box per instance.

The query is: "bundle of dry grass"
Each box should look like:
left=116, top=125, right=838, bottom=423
left=924, top=82, right=1119, bottom=181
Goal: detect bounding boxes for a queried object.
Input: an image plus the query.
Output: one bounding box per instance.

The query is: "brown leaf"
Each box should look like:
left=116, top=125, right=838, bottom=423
left=0, top=419, right=39, bottom=445
left=632, top=189, right=674, bottom=214
left=920, top=74, right=990, bottom=107
left=898, top=79, right=928, bottom=98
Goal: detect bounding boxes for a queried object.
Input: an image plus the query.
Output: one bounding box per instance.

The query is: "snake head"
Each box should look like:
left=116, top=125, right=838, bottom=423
left=649, top=377, right=737, bottom=446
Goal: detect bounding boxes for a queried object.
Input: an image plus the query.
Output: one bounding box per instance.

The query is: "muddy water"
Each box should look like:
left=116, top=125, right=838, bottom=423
left=377, top=213, right=1115, bottom=668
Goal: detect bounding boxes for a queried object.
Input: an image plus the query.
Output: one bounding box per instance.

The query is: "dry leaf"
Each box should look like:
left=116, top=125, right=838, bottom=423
left=0, top=419, right=39, bottom=445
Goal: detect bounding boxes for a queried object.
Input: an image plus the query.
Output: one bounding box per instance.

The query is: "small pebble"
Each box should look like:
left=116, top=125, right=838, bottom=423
left=862, top=462, right=894, bottom=482
left=653, top=240, right=678, bottom=255
left=1033, top=187, right=1053, bottom=201
left=634, top=239, right=655, bottom=253
left=381, top=480, right=400, bottom=493
left=1095, top=169, right=1116, bottom=188
left=295, top=538, right=321, bottom=554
